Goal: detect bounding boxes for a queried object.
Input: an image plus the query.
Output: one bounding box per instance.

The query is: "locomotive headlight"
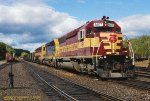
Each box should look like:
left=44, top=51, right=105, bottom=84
left=104, top=56, right=106, bottom=58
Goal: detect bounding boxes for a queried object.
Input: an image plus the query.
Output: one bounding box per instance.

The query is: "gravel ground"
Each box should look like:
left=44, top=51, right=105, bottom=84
left=29, top=62, right=150, bottom=101
left=0, top=61, right=51, bottom=101
left=0, top=61, right=6, bottom=66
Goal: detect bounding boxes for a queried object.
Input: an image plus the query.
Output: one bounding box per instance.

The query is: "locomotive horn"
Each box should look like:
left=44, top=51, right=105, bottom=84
left=102, top=16, right=106, bottom=20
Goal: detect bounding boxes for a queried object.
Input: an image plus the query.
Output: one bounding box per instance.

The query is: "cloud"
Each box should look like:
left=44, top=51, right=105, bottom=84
left=0, top=1, right=84, bottom=52
left=0, top=0, right=44, bottom=5
left=1, top=1, right=149, bottom=52
left=0, top=33, right=13, bottom=45
left=118, top=15, right=150, bottom=38
left=14, top=43, right=45, bottom=52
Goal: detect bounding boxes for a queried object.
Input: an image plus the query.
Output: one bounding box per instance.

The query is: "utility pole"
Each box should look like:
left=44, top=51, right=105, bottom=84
left=8, top=52, right=14, bottom=89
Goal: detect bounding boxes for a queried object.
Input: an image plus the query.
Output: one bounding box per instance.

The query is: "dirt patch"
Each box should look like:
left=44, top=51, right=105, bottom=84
left=135, top=60, right=149, bottom=68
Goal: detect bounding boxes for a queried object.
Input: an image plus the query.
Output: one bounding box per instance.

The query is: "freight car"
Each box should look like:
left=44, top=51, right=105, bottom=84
left=32, top=16, right=135, bottom=78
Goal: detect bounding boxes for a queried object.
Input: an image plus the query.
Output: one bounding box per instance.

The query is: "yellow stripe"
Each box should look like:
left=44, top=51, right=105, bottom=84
left=59, top=33, right=123, bottom=56
left=57, top=55, right=102, bottom=59
left=106, top=52, right=111, bottom=54
left=104, top=46, right=111, bottom=49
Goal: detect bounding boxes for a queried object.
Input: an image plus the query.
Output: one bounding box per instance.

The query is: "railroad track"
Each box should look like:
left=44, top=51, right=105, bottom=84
left=0, top=62, right=17, bottom=71
left=0, top=63, right=9, bottom=70
left=135, top=67, right=150, bottom=72
left=22, top=61, right=124, bottom=101
left=116, top=79, right=150, bottom=90
left=135, top=71, right=150, bottom=77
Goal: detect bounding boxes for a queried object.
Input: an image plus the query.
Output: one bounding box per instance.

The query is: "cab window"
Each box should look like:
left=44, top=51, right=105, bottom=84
left=43, top=47, right=45, bottom=51
left=115, top=28, right=121, bottom=33
left=78, top=29, right=85, bottom=40
left=94, top=27, right=113, bottom=32
left=87, top=28, right=92, bottom=35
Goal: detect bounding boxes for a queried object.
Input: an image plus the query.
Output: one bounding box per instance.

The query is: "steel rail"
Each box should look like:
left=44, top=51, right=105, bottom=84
left=135, top=71, right=150, bottom=77
left=50, top=70, right=124, bottom=101
left=0, top=63, right=9, bottom=70
left=22, top=62, right=78, bottom=101
left=22, top=61, right=125, bottom=101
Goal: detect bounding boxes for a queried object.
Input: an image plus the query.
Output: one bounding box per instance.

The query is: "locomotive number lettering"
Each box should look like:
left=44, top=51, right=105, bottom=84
left=93, top=22, right=103, bottom=27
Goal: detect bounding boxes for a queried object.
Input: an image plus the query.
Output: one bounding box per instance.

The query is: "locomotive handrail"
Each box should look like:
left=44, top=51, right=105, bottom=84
left=123, top=35, right=134, bottom=65
left=95, top=40, right=103, bottom=62
left=92, top=32, right=96, bottom=57
left=96, top=41, right=103, bottom=57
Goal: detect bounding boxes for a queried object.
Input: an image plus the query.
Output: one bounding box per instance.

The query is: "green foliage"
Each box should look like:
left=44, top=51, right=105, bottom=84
left=6, top=45, right=15, bottom=54
left=0, top=42, right=6, bottom=60
left=0, top=42, right=14, bottom=60
left=14, top=49, right=30, bottom=57
left=21, top=52, right=29, bottom=58
left=0, top=42, right=30, bottom=59
left=0, top=42, right=6, bottom=53
left=130, top=35, right=150, bottom=58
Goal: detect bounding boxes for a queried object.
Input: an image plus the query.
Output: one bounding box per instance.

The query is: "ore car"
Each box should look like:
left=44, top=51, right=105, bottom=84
left=33, top=16, right=135, bottom=78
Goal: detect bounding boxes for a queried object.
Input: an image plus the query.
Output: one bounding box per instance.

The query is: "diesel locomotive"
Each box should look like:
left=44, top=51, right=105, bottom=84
left=31, top=16, right=135, bottom=78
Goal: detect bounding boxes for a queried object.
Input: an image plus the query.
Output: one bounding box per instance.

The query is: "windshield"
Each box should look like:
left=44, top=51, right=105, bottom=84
left=94, top=27, right=113, bottom=32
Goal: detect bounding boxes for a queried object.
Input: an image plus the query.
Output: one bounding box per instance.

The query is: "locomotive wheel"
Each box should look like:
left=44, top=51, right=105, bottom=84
left=79, top=63, right=86, bottom=74
left=57, top=62, right=61, bottom=69
left=48, top=60, right=51, bottom=66
left=60, top=62, right=63, bottom=69
left=86, top=64, right=95, bottom=75
left=52, top=61, right=55, bottom=67
left=57, top=62, right=63, bottom=69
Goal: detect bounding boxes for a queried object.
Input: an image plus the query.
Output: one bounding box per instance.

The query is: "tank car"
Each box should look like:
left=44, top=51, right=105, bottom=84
left=40, top=16, right=135, bottom=78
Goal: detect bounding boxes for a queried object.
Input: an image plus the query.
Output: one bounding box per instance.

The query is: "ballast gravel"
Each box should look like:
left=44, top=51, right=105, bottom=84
left=0, top=61, right=51, bottom=101
left=29, top=62, right=150, bottom=101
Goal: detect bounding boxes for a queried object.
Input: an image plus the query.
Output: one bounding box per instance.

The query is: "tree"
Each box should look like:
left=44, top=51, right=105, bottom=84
left=0, top=42, right=15, bottom=60
left=6, top=44, right=15, bottom=54
left=15, top=49, right=30, bottom=57
left=0, top=42, right=6, bottom=60
left=130, top=35, right=150, bottom=58
left=21, top=52, right=29, bottom=59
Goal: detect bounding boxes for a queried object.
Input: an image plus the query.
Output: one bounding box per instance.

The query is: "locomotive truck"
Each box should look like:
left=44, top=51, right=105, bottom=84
left=31, top=16, right=135, bottom=78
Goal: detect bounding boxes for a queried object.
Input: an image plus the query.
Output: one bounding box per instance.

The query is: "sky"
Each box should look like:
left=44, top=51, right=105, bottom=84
left=0, top=0, right=150, bottom=52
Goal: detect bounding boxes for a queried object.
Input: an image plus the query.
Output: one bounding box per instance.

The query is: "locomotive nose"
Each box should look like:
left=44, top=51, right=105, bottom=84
left=109, top=33, right=117, bottom=43
left=109, top=33, right=118, bottom=54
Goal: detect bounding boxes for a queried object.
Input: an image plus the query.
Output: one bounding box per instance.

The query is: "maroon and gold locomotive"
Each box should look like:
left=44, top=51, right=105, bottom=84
left=33, top=16, right=135, bottom=78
